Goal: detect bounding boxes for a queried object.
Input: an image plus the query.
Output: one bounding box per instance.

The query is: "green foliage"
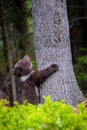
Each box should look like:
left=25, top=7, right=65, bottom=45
left=0, top=40, right=3, bottom=48
left=32, top=60, right=37, bottom=70
left=74, top=54, right=87, bottom=96
left=77, top=56, right=87, bottom=65
left=0, top=96, right=87, bottom=130
left=27, top=0, right=34, bottom=42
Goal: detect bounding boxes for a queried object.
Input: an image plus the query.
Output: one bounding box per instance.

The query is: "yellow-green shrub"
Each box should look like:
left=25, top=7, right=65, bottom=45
left=0, top=96, right=87, bottom=130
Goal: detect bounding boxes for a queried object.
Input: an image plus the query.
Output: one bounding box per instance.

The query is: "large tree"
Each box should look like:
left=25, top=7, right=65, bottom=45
left=31, top=0, right=85, bottom=106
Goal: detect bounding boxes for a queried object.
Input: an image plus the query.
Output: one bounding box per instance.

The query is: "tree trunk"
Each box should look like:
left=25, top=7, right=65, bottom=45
left=13, top=0, right=30, bottom=57
left=0, top=0, right=17, bottom=103
left=32, top=0, right=85, bottom=106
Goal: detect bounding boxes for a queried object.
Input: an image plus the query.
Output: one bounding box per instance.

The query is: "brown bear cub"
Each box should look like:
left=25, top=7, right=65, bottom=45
left=12, top=55, right=58, bottom=104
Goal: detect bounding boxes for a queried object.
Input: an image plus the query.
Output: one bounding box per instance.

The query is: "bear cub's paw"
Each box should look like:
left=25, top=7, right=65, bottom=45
left=50, top=64, right=58, bottom=71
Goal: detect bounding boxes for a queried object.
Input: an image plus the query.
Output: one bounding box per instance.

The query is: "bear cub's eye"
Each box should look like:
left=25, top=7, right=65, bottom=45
left=15, top=67, right=23, bottom=72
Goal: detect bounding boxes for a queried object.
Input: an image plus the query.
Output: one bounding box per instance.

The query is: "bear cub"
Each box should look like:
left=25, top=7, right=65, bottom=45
left=12, top=55, right=58, bottom=104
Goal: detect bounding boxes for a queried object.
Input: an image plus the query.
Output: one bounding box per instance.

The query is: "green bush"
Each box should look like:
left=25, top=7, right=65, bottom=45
left=0, top=96, right=87, bottom=130
left=74, top=55, right=87, bottom=96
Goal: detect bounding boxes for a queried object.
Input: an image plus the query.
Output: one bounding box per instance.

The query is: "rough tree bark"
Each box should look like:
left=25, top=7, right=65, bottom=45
left=32, top=0, right=85, bottom=106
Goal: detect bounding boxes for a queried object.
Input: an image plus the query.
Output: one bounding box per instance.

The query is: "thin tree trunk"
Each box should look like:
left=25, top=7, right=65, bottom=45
left=0, top=0, right=17, bottom=103
left=32, top=0, right=85, bottom=106
left=13, top=0, right=30, bottom=56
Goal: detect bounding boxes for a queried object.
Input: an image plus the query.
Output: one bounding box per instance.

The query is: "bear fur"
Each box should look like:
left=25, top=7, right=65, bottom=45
left=12, top=55, right=58, bottom=104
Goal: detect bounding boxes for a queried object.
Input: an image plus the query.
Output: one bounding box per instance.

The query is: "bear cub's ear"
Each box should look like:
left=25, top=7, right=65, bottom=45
left=22, top=55, right=30, bottom=62
left=22, top=55, right=33, bottom=69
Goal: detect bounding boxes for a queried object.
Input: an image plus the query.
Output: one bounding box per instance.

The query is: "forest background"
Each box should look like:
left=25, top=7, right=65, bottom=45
left=0, top=0, right=87, bottom=103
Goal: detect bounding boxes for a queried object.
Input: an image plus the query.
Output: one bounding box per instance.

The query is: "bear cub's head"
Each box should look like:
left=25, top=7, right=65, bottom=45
left=12, top=55, right=33, bottom=77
